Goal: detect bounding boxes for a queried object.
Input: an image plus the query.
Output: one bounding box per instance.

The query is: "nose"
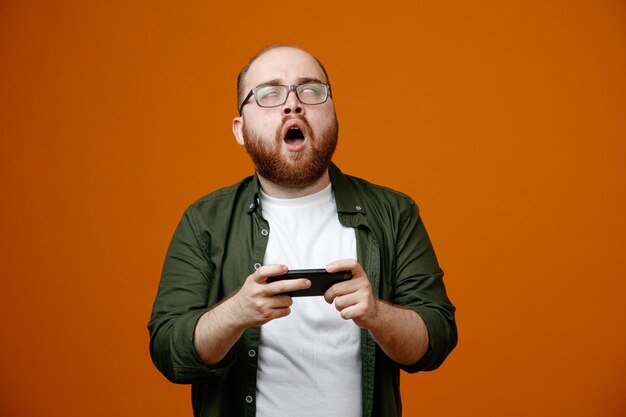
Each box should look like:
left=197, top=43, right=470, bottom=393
left=282, top=89, right=303, bottom=115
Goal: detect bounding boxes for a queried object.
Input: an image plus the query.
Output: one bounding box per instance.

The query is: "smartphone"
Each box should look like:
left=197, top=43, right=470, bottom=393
left=266, top=269, right=352, bottom=297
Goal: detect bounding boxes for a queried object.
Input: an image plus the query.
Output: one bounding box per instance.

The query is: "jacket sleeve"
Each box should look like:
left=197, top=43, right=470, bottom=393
left=147, top=208, right=235, bottom=384
left=392, top=201, right=457, bottom=373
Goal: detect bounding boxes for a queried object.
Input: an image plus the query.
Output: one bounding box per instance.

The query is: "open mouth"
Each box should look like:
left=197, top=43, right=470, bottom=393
left=281, top=119, right=307, bottom=152
left=284, top=126, right=305, bottom=143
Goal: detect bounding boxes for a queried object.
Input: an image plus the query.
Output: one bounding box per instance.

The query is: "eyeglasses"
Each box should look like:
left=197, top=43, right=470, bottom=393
left=239, top=82, right=331, bottom=115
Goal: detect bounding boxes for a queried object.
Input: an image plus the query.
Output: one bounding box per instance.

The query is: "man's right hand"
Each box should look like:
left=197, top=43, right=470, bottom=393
left=194, top=264, right=310, bottom=365
left=229, top=264, right=311, bottom=328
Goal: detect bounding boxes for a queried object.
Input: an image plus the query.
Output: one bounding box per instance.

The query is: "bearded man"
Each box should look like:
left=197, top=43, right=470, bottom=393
left=148, top=45, right=457, bottom=417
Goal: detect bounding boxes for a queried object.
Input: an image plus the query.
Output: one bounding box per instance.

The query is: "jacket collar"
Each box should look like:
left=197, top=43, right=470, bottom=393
left=328, top=163, right=366, bottom=214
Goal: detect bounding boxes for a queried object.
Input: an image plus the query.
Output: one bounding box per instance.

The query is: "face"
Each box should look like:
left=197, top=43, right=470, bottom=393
left=232, top=47, right=339, bottom=189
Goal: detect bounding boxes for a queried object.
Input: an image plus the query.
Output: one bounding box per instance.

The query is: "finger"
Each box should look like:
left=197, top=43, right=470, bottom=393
left=323, top=283, right=340, bottom=303
left=336, top=304, right=363, bottom=321
left=253, top=264, right=288, bottom=283
left=271, top=306, right=292, bottom=320
left=250, top=294, right=293, bottom=314
left=266, top=278, right=311, bottom=296
left=255, top=306, right=292, bottom=324
left=324, top=278, right=360, bottom=302
left=326, top=259, right=364, bottom=277
left=333, top=292, right=359, bottom=311
left=264, top=294, right=294, bottom=309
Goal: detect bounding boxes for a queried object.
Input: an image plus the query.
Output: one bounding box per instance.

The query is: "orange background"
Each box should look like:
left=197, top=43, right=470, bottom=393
left=1, top=1, right=625, bottom=416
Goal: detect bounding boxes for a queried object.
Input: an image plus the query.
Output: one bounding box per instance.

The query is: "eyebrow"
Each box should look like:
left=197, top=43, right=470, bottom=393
left=254, top=77, right=324, bottom=89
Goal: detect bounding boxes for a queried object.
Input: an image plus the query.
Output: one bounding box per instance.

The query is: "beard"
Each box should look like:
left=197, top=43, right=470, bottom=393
left=242, top=114, right=339, bottom=189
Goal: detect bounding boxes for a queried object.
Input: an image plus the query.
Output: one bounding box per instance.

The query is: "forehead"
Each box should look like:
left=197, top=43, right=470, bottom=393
left=244, top=47, right=327, bottom=90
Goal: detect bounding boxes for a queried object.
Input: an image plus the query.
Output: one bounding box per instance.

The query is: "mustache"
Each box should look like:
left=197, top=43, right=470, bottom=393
left=279, top=115, right=312, bottom=136
left=281, top=114, right=309, bottom=125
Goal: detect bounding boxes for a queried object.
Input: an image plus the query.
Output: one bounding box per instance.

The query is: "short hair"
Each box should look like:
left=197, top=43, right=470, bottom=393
left=236, top=43, right=331, bottom=113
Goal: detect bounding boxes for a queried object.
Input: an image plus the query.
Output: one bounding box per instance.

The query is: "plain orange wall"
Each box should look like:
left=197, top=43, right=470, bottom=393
left=1, top=1, right=624, bottom=416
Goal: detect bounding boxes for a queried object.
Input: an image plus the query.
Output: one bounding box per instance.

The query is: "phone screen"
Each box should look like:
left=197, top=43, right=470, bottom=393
left=266, top=269, right=352, bottom=297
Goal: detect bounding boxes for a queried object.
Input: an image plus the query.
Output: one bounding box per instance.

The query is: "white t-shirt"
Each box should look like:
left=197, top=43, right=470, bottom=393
left=256, top=184, right=362, bottom=417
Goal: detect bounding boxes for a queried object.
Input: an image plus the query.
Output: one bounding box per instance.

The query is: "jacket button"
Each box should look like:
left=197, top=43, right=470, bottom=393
left=248, top=349, right=256, bottom=357
left=261, top=228, right=269, bottom=236
left=254, top=263, right=262, bottom=270
left=245, top=395, right=253, bottom=403
left=355, top=205, right=362, bottom=211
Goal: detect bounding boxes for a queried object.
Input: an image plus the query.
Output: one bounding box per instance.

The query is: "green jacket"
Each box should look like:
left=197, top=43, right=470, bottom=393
left=148, top=163, right=457, bottom=417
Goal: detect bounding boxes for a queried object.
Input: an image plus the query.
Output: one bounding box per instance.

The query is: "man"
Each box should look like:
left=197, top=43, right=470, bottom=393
left=148, top=45, right=457, bottom=417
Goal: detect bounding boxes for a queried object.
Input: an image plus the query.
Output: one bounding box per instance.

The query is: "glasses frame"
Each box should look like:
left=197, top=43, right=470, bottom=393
left=238, top=82, right=332, bottom=115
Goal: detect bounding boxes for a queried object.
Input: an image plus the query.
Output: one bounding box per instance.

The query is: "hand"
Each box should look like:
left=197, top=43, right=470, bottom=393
left=229, top=264, right=311, bottom=329
left=324, top=259, right=378, bottom=328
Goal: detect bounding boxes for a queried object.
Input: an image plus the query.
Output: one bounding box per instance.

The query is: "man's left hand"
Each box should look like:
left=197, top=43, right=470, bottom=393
left=324, top=259, right=378, bottom=329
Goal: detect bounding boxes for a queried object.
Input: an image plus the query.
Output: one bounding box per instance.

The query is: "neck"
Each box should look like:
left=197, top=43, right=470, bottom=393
left=257, top=170, right=331, bottom=199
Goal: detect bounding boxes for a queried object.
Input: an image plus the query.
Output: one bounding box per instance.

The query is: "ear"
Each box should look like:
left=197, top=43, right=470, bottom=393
left=232, top=116, right=245, bottom=146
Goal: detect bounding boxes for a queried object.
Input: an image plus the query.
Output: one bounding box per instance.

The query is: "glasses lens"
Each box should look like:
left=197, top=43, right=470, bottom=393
left=255, top=86, right=288, bottom=107
left=296, top=82, right=328, bottom=104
